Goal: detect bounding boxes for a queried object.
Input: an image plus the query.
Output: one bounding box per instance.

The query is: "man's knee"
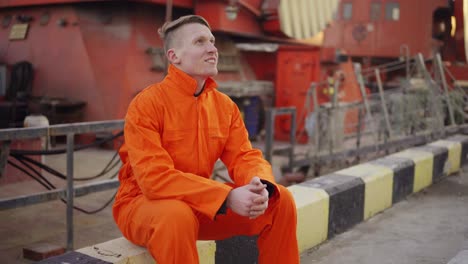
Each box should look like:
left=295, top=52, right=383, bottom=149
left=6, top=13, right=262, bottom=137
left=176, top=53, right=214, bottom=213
left=276, top=185, right=296, bottom=212
left=152, top=200, right=198, bottom=230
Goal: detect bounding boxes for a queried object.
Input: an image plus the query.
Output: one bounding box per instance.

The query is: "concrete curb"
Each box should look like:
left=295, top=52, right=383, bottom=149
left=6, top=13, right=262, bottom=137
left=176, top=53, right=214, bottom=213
left=38, top=134, right=468, bottom=264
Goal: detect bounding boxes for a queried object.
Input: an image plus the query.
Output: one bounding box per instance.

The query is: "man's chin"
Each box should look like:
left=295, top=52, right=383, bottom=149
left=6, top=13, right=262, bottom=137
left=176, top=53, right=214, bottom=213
left=207, top=69, right=218, bottom=77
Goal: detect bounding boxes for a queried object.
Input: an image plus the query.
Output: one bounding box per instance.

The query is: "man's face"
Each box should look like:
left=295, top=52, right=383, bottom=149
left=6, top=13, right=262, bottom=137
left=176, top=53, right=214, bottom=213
left=169, top=23, right=218, bottom=80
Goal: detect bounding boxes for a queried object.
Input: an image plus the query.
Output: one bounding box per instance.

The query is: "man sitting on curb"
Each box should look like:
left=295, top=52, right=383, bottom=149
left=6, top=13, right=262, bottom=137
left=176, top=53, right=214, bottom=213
left=112, top=15, right=299, bottom=263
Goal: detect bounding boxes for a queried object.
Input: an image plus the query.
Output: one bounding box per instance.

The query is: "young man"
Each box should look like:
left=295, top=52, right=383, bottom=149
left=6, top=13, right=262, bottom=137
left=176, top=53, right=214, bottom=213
left=112, top=15, right=299, bottom=263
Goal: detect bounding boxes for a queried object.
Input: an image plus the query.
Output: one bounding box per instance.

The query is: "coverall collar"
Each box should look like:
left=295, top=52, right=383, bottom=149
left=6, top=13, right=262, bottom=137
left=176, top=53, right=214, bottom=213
left=166, top=64, right=217, bottom=96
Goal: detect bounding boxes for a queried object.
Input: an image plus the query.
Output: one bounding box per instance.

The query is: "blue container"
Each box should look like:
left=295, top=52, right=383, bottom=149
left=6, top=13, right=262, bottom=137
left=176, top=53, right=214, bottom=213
left=243, top=96, right=261, bottom=140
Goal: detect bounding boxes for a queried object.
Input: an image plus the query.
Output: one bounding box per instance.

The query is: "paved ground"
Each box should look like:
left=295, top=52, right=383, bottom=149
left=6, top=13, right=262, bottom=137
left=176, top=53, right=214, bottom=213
left=301, top=166, right=468, bottom=264
left=1, top=145, right=467, bottom=263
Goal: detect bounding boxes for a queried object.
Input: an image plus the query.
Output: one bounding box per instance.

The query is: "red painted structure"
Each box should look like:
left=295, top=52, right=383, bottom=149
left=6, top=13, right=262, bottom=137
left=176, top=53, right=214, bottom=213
left=322, top=0, right=468, bottom=82
left=454, top=0, right=467, bottom=61
left=1, top=0, right=466, bottom=136
left=324, top=0, right=447, bottom=58
left=0, top=0, right=324, bottom=125
left=2, top=0, right=466, bottom=184
left=0, top=0, right=342, bottom=182
left=243, top=45, right=321, bottom=143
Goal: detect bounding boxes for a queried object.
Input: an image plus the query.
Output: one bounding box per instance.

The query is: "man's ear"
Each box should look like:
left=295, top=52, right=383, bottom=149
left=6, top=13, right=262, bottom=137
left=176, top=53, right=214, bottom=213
left=167, top=49, right=181, bottom=64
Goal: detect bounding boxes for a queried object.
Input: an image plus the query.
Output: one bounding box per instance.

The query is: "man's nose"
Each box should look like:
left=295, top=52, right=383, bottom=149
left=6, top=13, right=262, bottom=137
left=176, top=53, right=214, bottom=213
left=207, top=42, right=217, bottom=53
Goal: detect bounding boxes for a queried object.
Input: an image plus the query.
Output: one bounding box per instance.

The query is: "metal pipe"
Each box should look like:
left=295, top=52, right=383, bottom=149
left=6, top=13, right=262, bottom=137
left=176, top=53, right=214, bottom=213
left=435, top=53, right=456, bottom=126
left=66, top=133, right=74, bottom=251
left=0, top=141, right=11, bottom=179
left=289, top=108, right=296, bottom=171
left=264, top=107, right=296, bottom=170
left=400, top=44, right=410, bottom=82
left=375, top=68, right=393, bottom=138
left=293, top=123, right=466, bottom=168
left=165, top=0, right=173, bottom=22
left=361, top=59, right=407, bottom=73
left=0, top=120, right=124, bottom=141
left=416, top=53, right=445, bottom=134
left=311, top=83, right=320, bottom=154
left=354, top=63, right=377, bottom=142
left=0, top=179, right=119, bottom=210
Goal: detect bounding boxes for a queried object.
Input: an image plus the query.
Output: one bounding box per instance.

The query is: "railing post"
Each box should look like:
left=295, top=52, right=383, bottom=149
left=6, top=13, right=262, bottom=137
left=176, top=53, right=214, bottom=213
left=289, top=108, right=297, bottom=170
left=375, top=68, right=393, bottom=139
left=435, top=53, right=456, bottom=126
left=416, top=53, right=445, bottom=137
left=355, top=64, right=373, bottom=122
left=311, top=84, right=320, bottom=154
left=356, top=107, right=363, bottom=163
left=400, top=44, right=410, bottom=83
left=264, top=107, right=296, bottom=171
left=354, top=63, right=378, bottom=143
left=265, top=108, right=274, bottom=163
left=66, top=133, right=74, bottom=251
left=0, top=141, right=11, bottom=179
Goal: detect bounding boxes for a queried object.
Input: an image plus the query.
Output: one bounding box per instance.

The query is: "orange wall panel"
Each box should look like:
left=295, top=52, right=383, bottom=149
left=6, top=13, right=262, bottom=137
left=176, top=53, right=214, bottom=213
left=274, top=46, right=320, bottom=143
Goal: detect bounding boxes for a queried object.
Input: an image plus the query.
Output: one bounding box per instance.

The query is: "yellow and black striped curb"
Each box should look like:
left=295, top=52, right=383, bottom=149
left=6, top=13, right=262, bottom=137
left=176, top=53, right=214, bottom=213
left=38, top=134, right=468, bottom=264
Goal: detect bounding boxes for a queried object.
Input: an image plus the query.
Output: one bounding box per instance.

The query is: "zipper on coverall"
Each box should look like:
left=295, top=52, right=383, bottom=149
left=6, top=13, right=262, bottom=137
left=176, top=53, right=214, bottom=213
left=195, top=97, right=200, bottom=173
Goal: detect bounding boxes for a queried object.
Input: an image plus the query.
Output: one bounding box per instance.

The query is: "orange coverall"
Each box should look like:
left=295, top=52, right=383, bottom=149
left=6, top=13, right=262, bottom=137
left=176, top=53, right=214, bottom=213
left=113, top=65, right=299, bottom=263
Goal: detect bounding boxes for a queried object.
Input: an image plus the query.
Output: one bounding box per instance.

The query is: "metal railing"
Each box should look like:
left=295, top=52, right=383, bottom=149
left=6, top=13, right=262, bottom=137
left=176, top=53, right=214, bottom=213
left=0, top=120, right=124, bottom=250
left=264, top=107, right=297, bottom=171
left=297, top=52, right=468, bottom=175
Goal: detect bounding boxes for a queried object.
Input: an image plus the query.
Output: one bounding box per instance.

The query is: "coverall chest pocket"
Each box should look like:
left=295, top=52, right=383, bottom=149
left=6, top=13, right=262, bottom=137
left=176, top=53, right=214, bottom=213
left=208, top=126, right=229, bottom=159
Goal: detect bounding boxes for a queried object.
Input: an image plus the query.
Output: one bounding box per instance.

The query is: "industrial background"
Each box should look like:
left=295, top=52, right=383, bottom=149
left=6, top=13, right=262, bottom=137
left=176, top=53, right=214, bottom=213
left=1, top=0, right=468, bottom=263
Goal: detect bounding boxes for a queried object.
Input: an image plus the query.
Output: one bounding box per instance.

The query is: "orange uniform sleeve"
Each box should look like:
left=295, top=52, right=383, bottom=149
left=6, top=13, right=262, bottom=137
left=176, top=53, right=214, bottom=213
left=221, top=103, right=280, bottom=196
left=124, top=93, right=232, bottom=220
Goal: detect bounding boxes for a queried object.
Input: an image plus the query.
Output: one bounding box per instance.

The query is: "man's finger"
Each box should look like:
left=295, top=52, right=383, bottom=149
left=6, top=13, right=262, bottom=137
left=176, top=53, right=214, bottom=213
left=248, top=183, right=266, bottom=191
left=252, top=179, right=262, bottom=185
left=250, top=209, right=266, bottom=215
left=252, top=195, right=268, bottom=204
left=250, top=203, right=267, bottom=212
left=249, top=209, right=266, bottom=219
left=250, top=176, right=263, bottom=185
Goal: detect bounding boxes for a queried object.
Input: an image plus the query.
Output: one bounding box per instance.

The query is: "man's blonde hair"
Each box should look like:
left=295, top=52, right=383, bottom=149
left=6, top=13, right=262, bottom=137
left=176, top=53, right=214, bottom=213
left=158, top=15, right=211, bottom=52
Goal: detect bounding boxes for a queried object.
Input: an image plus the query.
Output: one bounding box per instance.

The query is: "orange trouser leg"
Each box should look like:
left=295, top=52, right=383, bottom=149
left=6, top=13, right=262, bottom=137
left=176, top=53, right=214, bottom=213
left=115, top=196, right=200, bottom=264
left=256, top=185, right=298, bottom=263
left=198, top=185, right=299, bottom=264
left=116, top=185, right=299, bottom=264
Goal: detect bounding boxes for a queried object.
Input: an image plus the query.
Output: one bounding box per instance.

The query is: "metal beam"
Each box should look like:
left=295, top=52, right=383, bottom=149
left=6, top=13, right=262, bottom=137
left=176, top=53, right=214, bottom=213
left=0, top=179, right=119, bottom=210
left=293, top=125, right=467, bottom=168
left=0, top=120, right=124, bottom=141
